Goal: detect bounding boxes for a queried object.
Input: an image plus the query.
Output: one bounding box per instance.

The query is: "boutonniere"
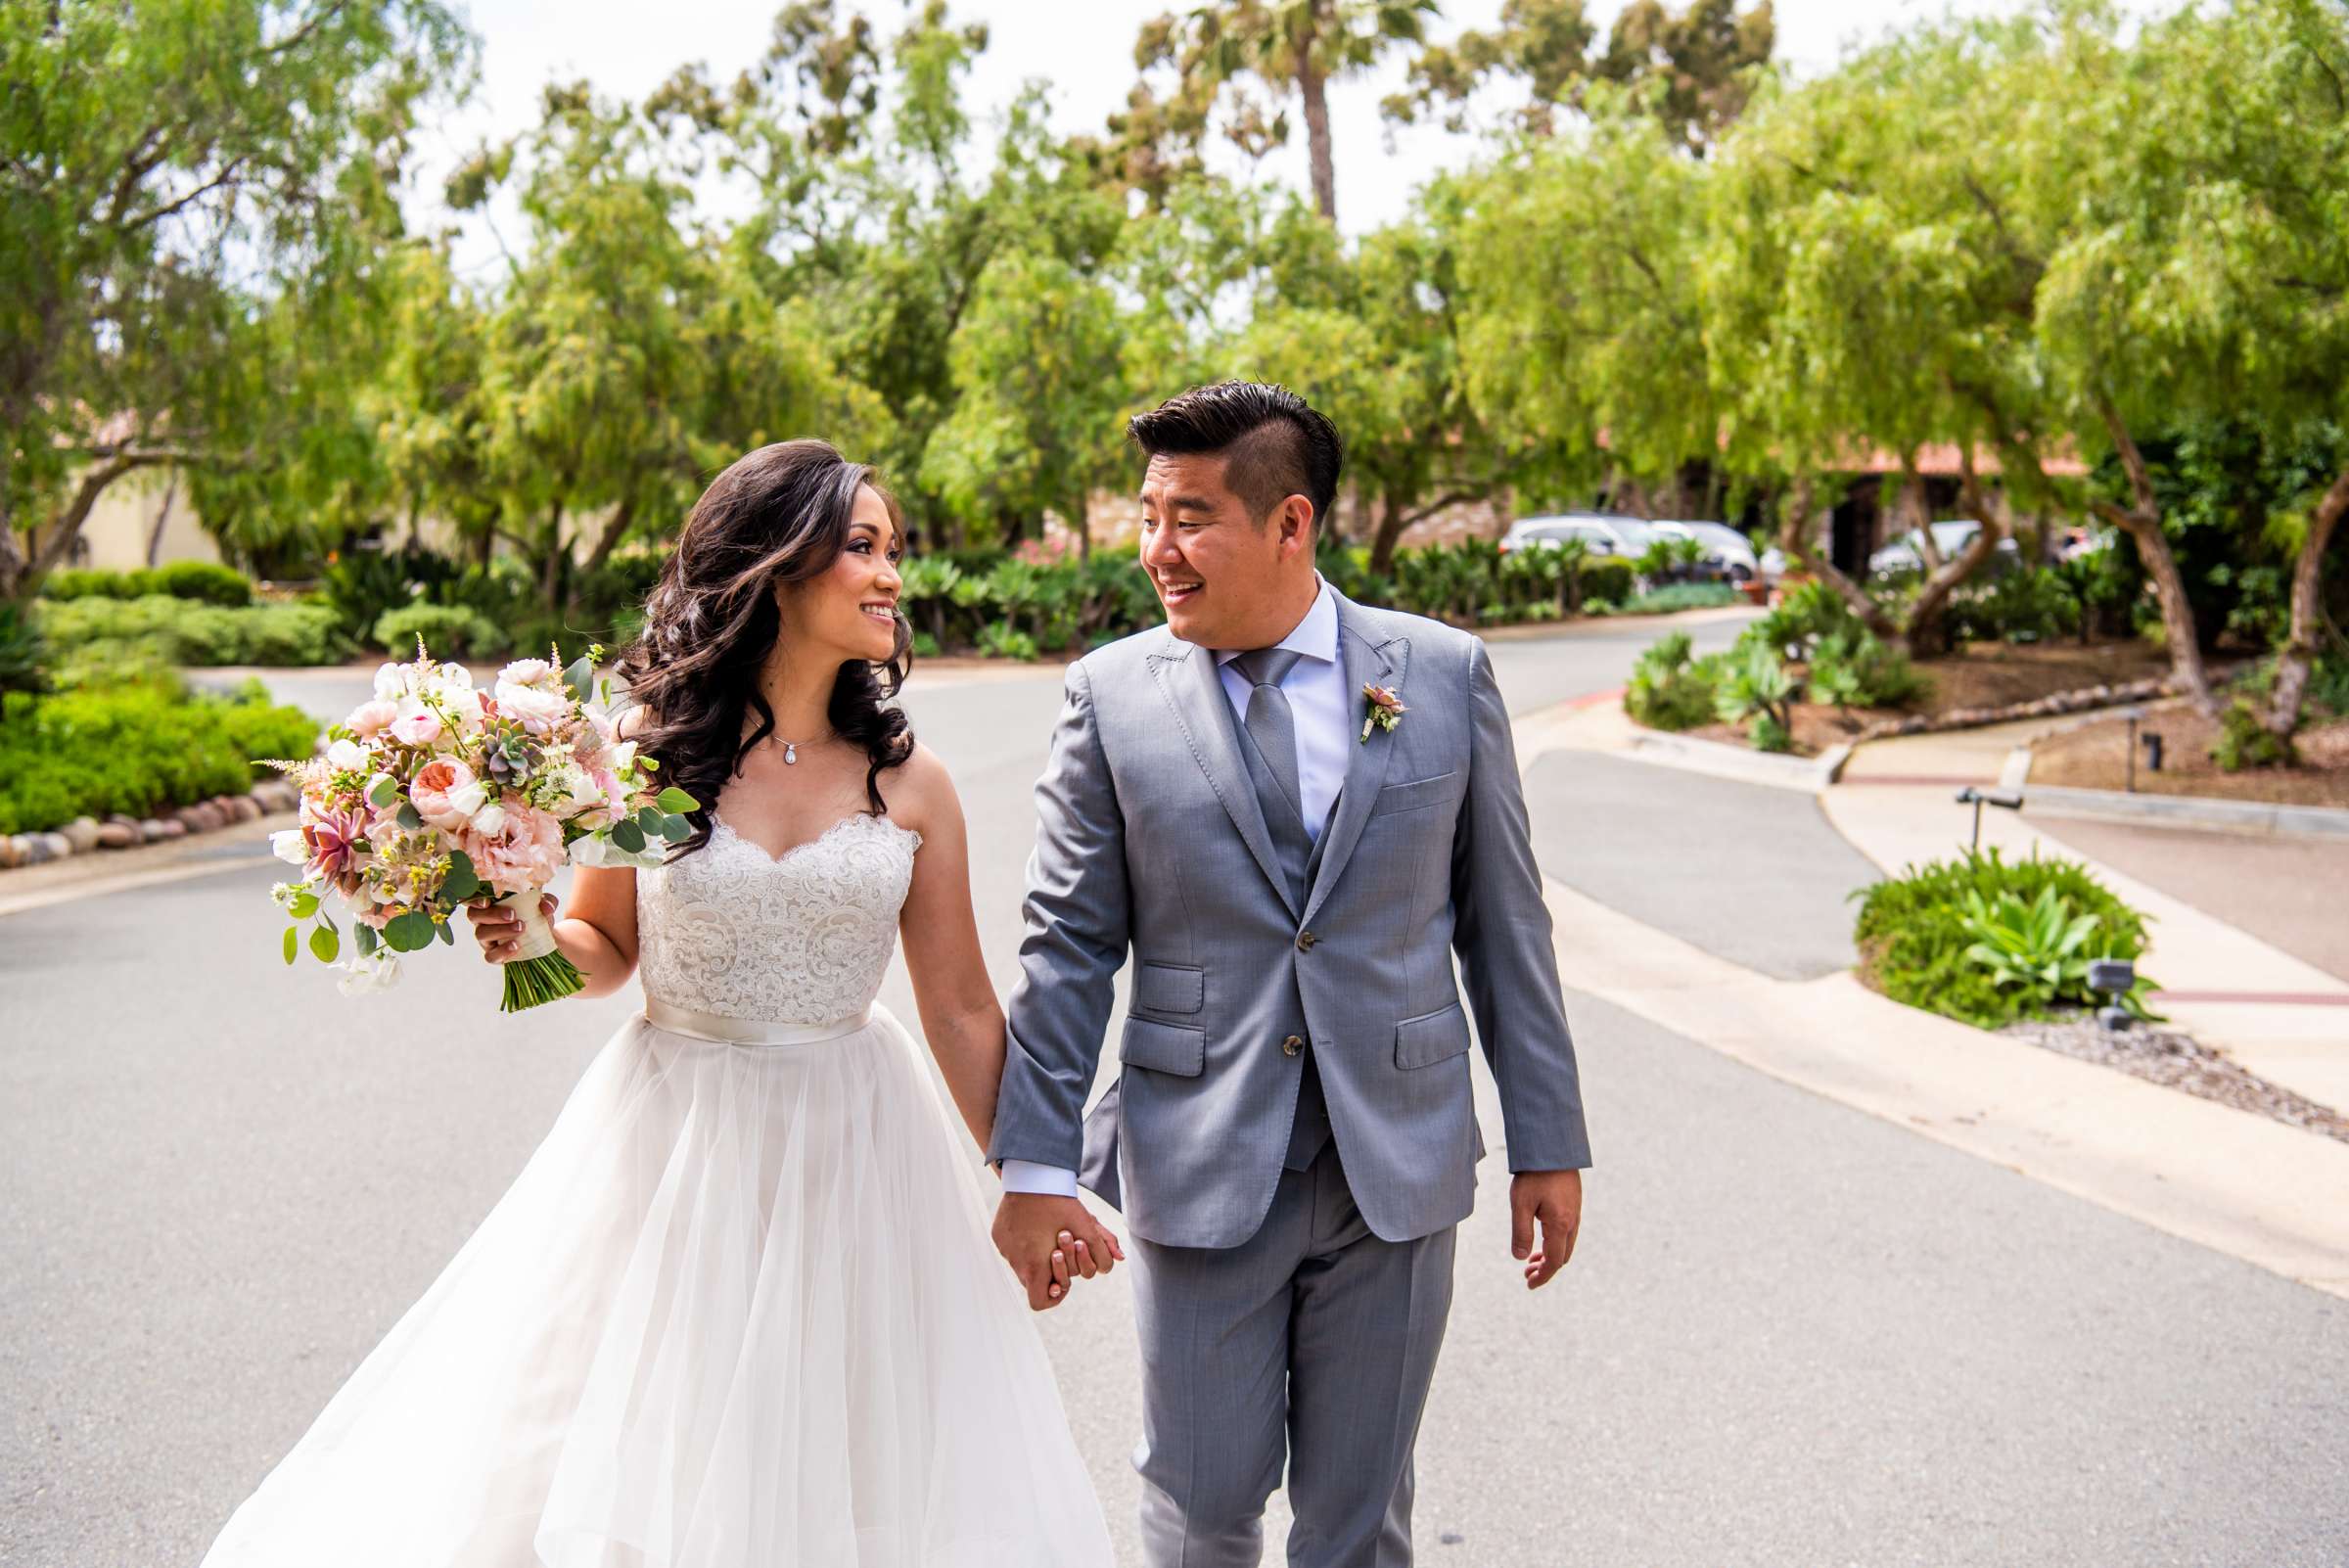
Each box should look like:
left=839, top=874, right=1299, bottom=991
left=1359, top=683, right=1407, bottom=743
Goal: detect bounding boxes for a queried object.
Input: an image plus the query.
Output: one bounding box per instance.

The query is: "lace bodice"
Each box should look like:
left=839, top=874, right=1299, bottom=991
left=635, top=811, right=921, bottom=1026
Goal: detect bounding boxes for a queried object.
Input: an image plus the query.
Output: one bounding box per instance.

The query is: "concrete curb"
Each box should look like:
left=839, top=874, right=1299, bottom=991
left=2000, top=746, right=2349, bottom=840
left=1624, top=728, right=1850, bottom=793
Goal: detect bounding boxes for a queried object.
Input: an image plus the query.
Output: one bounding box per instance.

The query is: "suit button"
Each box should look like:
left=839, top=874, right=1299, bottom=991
left=1281, top=1035, right=1304, bottom=1057
left=1296, top=930, right=1316, bottom=951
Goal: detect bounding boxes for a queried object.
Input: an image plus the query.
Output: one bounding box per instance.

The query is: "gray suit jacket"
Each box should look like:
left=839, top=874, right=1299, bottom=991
left=990, top=590, right=1590, bottom=1249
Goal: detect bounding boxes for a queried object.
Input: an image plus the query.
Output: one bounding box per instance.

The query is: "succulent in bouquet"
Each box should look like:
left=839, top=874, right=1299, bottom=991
left=261, top=641, right=699, bottom=1011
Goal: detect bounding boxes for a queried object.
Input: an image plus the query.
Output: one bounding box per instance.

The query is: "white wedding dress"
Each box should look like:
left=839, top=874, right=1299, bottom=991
left=203, top=809, right=1113, bottom=1567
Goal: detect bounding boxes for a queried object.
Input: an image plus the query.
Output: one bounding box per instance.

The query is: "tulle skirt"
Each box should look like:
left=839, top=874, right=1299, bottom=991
left=201, top=1002, right=1113, bottom=1568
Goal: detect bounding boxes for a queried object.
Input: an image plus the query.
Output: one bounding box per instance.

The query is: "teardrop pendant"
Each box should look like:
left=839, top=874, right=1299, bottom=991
left=783, top=742, right=798, bottom=764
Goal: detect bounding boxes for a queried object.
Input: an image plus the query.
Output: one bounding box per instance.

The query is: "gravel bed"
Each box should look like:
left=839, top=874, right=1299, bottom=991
left=2001, top=1013, right=2349, bottom=1144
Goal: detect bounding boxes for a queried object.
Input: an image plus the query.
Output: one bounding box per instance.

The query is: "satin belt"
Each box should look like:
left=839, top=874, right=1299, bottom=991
left=642, top=998, right=873, bottom=1046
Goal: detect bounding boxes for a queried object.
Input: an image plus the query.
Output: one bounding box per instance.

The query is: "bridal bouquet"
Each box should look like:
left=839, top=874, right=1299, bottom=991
left=261, top=642, right=697, bottom=1011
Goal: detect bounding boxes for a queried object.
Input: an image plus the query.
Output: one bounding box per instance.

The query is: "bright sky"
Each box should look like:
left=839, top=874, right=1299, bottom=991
left=414, top=0, right=2172, bottom=275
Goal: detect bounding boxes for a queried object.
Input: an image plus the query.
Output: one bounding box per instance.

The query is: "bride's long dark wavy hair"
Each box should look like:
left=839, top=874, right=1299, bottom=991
left=616, top=439, right=914, bottom=859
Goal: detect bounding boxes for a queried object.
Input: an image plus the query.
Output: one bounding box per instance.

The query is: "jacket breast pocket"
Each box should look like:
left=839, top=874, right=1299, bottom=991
left=1131, top=961, right=1204, bottom=1015
left=1394, top=1002, right=1472, bottom=1070
left=1367, top=770, right=1461, bottom=818
left=1121, top=1015, right=1206, bottom=1077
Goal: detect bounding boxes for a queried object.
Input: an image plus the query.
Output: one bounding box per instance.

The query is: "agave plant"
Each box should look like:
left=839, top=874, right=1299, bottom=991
left=1958, top=885, right=2107, bottom=1015
left=1712, top=641, right=1799, bottom=741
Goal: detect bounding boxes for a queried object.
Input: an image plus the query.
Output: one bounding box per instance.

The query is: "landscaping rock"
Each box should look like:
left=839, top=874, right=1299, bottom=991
left=174, top=806, right=214, bottom=834
left=16, top=835, right=52, bottom=866
left=38, top=832, right=73, bottom=861
left=61, top=817, right=103, bottom=854
left=96, top=821, right=137, bottom=851
left=156, top=818, right=187, bottom=840
left=230, top=796, right=262, bottom=822
left=139, top=818, right=170, bottom=843
left=0, top=836, right=22, bottom=870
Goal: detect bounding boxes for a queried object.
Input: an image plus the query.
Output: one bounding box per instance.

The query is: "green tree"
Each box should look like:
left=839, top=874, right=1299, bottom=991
left=1455, top=95, right=1717, bottom=536
left=920, top=249, right=1135, bottom=556
left=1135, top=0, right=1441, bottom=224
left=1387, top=0, right=1773, bottom=149
left=0, top=0, right=469, bottom=598
left=2028, top=0, right=2349, bottom=742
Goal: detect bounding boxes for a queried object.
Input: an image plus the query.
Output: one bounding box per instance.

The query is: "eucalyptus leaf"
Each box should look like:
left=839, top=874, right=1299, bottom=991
left=564, top=655, right=595, bottom=703
left=396, top=804, right=423, bottom=831
left=656, top=787, right=699, bottom=814
left=367, top=773, right=399, bottom=808
left=437, top=917, right=456, bottom=946
left=658, top=813, right=692, bottom=843
left=636, top=805, right=664, bottom=834
left=356, top=922, right=378, bottom=956
left=612, top=819, right=647, bottom=854
left=288, top=890, right=319, bottom=920
left=282, top=925, right=298, bottom=966
left=309, top=924, right=341, bottom=963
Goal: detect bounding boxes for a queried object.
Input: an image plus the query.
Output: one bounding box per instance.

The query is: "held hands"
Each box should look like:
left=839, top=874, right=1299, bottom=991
left=1510, top=1169, right=1583, bottom=1290
left=465, top=894, right=556, bottom=964
left=990, top=1192, right=1125, bottom=1312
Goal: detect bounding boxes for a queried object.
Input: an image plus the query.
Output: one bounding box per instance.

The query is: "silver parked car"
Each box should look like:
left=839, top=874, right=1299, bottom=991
left=1868, top=519, right=2021, bottom=578
left=1648, top=520, right=1761, bottom=581
left=1498, top=513, right=1657, bottom=559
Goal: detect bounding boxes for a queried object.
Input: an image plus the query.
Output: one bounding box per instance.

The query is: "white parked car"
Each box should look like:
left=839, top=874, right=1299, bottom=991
left=1868, top=520, right=2020, bottom=578
left=1498, top=513, right=1657, bottom=559
left=1649, top=520, right=1761, bottom=581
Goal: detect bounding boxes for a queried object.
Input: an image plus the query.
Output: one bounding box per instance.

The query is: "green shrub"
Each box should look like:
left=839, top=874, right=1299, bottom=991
left=37, top=563, right=253, bottom=605
left=975, top=621, right=1040, bottom=662
left=1624, top=632, right=1719, bottom=730
left=372, top=603, right=506, bottom=659
left=1852, top=849, right=2157, bottom=1029
left=0, top=602, right=49, bottom=696
left=1713, top=640, right=1798, bottom=737
left=1808, top=629, right=1930, bottom=711
left=1620, top=582, right=1741, bottom=614
left=0, top=676, right=319, bottom=834
left=1949, top=566, right=2082, bottom=645
left=34, top=595, right=345, bottom=667
left=2211, top=698, right=2292, bottom=771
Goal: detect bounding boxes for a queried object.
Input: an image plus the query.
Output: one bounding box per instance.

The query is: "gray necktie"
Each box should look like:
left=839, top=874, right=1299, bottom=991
left=1231, top=647, right=1306, bottom=824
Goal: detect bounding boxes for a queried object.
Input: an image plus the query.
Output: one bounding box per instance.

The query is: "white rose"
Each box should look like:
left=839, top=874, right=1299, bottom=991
left=371, top=662, right=411, bottom=701
left=496, top=681, right=570, bottom=734
left=326, top=738, right=366, bottom=771
left=270, top=830, right=309, bottom=865
left=498, top=658, right=558, bottom=691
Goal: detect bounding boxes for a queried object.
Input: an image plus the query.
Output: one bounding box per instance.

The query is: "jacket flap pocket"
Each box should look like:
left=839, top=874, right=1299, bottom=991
left=1395, top=1003, right=1472, bottom=1070
left=1121, top=1016, right=1206, bottom=1077
left=1368, top=770, right=1461, bottom=818
left=1132, top=961, right=1204, bottom=1015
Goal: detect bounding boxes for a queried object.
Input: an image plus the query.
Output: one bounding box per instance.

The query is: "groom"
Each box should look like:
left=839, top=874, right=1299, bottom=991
left=989, top=382, right=1589, bottom=1565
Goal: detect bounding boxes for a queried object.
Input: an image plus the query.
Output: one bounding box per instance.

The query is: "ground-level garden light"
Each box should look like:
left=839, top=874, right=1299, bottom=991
left=1954, top=785, right=2024, bottom=851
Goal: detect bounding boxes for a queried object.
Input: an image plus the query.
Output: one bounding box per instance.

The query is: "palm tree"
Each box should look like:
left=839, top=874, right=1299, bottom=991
left=1141, top=0, right=1440, bottom=224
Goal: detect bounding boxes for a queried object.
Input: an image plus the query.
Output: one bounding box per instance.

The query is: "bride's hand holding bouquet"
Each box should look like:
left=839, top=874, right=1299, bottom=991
left=262, top=641, right=697, bottom=1011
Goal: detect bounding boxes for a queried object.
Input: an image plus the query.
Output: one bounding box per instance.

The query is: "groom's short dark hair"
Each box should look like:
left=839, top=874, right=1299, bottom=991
left=1128, top=382, right=1343, bottom=533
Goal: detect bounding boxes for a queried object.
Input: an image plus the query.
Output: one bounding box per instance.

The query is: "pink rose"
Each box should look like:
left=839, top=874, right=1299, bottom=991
left=347, top=700, right=399, bottom=739
left=392, top=704, right=443, bottom=747
left=408, top=759, right=480, bottom=833
left=463, top=802, right=567, bottom=896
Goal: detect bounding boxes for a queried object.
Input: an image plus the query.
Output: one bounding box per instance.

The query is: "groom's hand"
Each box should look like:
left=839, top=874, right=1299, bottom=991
left=991, top=1193, right=1123, bottom=1312
left=1511, top=1170, right=1583, bottom=1290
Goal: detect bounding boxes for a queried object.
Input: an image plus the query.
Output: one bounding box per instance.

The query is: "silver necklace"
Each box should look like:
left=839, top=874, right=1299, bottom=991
left=771, top=729, right=830, bottom=764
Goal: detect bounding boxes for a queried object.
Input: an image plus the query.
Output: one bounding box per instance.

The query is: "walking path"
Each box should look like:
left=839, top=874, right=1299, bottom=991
left=1521, top=700, right=2349, bottom=1299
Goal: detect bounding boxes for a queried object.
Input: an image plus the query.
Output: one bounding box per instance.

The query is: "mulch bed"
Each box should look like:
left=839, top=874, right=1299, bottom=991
left=1691, top=640, right=2175, bottom=758
left=2028, top=707, right=2349, bottom=809
left=2001, top=1012, right=2349, bottom=1145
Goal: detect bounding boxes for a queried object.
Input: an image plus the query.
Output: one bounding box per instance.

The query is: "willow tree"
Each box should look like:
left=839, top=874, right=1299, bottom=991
left=1698, top=10, right=2218, bottom=673
left=2031, top=0, right=2349, bottom=744
left=0, top=0, right=468, bottom=598
left=1134, top=0, right=1440, bottom=224
left=1454, top=96, right=1718, bottom=543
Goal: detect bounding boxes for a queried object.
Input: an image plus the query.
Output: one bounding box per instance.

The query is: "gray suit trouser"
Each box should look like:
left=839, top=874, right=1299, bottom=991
left=1131, top=1135, right=1457, bottom=1568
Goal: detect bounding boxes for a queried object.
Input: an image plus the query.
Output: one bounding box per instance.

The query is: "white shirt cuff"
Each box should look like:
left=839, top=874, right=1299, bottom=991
left=998, top=1160, right=1081, bottom=1198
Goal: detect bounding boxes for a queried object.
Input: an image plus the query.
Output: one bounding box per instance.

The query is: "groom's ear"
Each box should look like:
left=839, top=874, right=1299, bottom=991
left=1274, top=494, right=1315, bottom=555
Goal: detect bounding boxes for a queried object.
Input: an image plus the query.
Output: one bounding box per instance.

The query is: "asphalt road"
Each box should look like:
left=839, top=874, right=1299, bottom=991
left=11, top=612, right=2349, bottom=1567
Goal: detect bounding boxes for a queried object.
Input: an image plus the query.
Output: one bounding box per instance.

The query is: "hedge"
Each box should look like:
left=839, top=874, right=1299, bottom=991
left=0, top=677, right=320, bottom=835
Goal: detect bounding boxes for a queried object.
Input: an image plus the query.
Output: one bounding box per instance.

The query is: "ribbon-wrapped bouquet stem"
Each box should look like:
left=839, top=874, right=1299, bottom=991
left=262, top=642, right=697, bottom=1011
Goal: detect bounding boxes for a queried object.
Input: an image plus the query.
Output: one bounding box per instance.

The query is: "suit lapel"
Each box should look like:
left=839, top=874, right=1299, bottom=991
left=1303, top=597, right=1407, bottom=926
left=1147, top=638, right=1301, bottom=919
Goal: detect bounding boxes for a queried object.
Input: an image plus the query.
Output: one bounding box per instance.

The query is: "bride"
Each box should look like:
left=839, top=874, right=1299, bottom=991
left=203, top=440, right=1120, bottom=1566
